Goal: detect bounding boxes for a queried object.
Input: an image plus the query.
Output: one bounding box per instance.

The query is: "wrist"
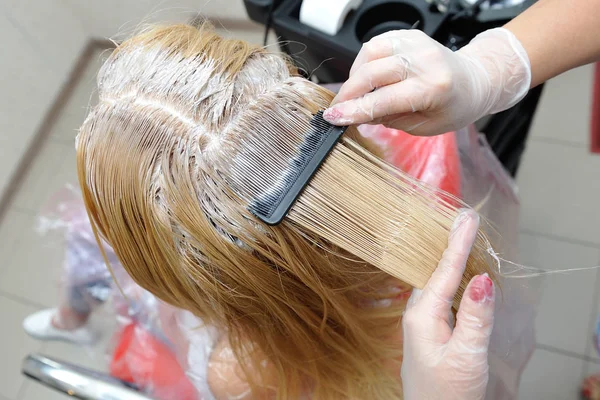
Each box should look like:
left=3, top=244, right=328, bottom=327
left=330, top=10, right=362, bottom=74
left=458, top=28, right=532, bottom=115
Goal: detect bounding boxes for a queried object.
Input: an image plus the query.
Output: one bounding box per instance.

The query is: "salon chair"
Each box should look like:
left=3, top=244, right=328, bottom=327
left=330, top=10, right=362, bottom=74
left=243, top=0, right=542, bottom=176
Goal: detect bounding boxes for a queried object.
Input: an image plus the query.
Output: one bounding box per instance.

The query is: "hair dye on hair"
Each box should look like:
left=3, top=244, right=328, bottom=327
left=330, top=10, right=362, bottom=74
left=76, top=22, right=497, bottom=399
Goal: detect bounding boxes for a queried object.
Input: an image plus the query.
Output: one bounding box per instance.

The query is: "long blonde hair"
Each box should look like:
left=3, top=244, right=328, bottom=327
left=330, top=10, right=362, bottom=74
left=76, top=23, right=495, bottom=399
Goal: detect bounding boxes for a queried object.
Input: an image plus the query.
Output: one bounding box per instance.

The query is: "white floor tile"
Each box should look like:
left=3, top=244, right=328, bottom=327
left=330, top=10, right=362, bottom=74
left=529, top=65, right=595, bottom=147
left=518, top=348, right=585, bottom=400
left=52, top=139, right=78, bottom=187
left=583, top=359, right=600, bottom=377
left=588, top=301, right=600, bottom=362
left=518, top=232, right=600, bottom=356
left=0, top=210, right=30, bottom=275
left=517, top=140, right=600, bottom=244
left=0, top=295, right=43, bottom=399
left=0, top=143, right=23, bottom=198
left=0, top=212, right=63, bottom=308
left=0, top=11, right=63, bottom=200
left=19, top=380, right=71, bottom=400
left=61, top=50, right=107, bottom=119
left=6, top=0, right=87, bottom=79
left=49, top=48, right=108, bottom=145
left=0, top=124, right=33, bottom=198
left=61, top=72, right=98, bottom=121
left=49, top=111, right=87, bottom=144
left=12, top=142, right=75, bottom=214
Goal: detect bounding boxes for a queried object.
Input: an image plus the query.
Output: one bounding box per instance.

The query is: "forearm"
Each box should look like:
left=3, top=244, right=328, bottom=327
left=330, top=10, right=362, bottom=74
left=504, top=0, right=600, bottom=88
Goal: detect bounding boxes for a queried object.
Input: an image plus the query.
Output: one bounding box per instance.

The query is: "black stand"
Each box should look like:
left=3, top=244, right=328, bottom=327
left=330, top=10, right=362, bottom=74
left=480, top=84, right=544, bottom=177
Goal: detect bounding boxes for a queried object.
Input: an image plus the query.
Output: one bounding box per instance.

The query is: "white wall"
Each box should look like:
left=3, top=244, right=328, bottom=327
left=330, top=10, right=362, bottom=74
left=0, top=0, right=87, bottom=196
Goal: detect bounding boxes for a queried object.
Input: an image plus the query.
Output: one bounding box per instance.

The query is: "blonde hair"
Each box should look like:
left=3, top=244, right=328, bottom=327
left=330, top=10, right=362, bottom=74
left=77, top=23, right=496, bottom=399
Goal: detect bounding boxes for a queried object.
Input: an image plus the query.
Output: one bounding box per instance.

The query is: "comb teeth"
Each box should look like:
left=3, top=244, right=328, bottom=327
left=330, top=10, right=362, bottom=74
left=249, top=111, right=347, bottom=225
left=310, top=110, right=333, bottom=131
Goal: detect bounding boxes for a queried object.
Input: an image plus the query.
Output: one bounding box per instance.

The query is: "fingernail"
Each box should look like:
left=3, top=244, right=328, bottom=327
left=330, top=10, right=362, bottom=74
left=450, top=208, right=470, bottom=234
left=324, top=105, right=354, bottom=125
left=323, top=106, right=343, bottom=123
left=469, top=273, right=494, bottom=303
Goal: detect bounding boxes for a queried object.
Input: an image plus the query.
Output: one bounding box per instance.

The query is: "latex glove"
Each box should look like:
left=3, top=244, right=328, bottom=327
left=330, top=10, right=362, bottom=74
left=323, top=28, right=531, bottom=136
left=401, top=209, right=495, bottom=400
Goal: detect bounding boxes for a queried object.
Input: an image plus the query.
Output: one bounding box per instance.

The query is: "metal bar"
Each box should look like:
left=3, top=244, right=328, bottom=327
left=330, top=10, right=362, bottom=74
left=22, top=353, right=154, bottom=400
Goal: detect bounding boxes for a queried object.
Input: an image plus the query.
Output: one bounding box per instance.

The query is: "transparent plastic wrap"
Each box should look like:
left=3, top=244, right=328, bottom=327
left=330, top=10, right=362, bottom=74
left=455, top=125, right=541, bottom=400
left=358, top=122, right=541, bottom=400
left=37, top=185, right=123, bottom=327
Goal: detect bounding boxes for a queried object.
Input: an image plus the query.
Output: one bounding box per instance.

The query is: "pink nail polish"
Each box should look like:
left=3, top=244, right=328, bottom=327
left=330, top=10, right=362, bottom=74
left=323, top=107, right=343, bottom=122
left=469, top=274, right=493, bottom=303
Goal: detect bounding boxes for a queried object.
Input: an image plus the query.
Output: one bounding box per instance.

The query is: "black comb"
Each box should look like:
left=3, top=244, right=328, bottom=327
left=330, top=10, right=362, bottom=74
left=249, top=111, right=347, bottom=225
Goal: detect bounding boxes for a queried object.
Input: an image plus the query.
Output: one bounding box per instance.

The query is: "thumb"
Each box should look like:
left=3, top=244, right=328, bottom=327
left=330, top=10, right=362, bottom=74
left=450, top=273, right=495, bottom=355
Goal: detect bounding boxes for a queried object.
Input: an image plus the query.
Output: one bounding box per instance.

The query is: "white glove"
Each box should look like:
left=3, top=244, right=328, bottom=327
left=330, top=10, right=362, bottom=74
left=323, top=28, right=531, bottom=136
left=401, top=209, right=496, bottom=400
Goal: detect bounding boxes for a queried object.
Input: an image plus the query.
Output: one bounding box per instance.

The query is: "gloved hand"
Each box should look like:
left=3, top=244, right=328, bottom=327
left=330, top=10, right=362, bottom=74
left=323, top=28, right=531, bottom=136
left=401, top=209, right=495, bottom=400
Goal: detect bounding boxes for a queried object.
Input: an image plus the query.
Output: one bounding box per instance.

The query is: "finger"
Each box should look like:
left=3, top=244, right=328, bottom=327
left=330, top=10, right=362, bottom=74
left=333, top=55, right=411, bottom=105
left=406, top=287, right=455, bottom=327
left=350, top=29, right=429, bottom=77
left=418, top=209, right=480, bottom=320
left=323, top=81, right=423, bottom=126
left=450, top=273, right=495, bottom=354
left=370, top=113, right=431, bottom=135
left=405, top=288, right=422, bottom=310
left=374, top=113, right=449, bottom=137
left=349, top=33, right=399, bottom=77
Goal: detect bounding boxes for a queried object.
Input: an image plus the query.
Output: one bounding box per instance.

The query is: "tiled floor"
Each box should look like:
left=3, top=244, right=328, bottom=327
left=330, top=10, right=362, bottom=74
left=0, top=30, right=599, bottom=399
left=516, top=63, right=600, bottom=399
left=0, top=48, right=113, bottom=400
